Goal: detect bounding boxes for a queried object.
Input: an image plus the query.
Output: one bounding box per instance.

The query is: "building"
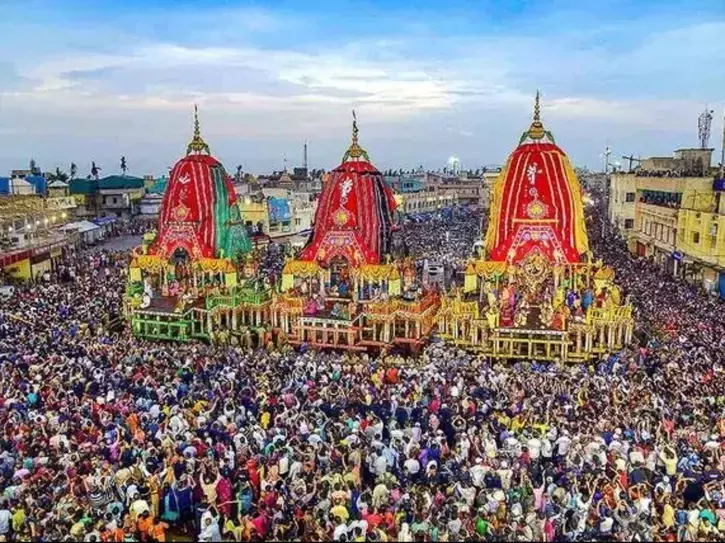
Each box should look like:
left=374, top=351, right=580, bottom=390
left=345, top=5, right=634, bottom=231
left=237, top=188, right=318, bottom=244
left=138, top=177, right=167, bottom=217
left=0, top=194, right=78, bottom=281
left=97, top=175, right=146, bottom=218
left=438, top=172, right=485, bottom=208
left=69, top=178, right=99, bottom=218
left=69, top=175, right=146, bottom=218
left=387, top=172, right=456, bottom=215
left=481, top=171, right=499, bottom=210
left=608, top=147, right=725, bottom=295
left=608, top=173, right=638, bottom=234
left=47, top=180, right=70, bottom=198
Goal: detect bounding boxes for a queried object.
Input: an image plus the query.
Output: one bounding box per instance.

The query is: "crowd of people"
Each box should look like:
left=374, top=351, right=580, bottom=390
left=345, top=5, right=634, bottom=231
left=0, top=198, right=723, bottom=542
left=396, top=207, right=483, bottom=288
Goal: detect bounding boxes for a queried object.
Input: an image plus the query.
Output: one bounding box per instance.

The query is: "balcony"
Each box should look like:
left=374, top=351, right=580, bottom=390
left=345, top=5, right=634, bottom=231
left=638, top=202, right=678, bottom=221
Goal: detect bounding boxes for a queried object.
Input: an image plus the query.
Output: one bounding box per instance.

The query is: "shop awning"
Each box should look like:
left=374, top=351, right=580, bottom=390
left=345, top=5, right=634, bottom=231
left=60, top=220, right=100, bottom=234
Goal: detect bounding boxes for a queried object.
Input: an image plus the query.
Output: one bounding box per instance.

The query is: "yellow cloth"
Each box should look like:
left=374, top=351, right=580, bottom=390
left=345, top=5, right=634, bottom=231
left=663, top=504, right=675, bottom=529
left=484, top=159, right=511, bottom=254
left=661, top=453, right=677, bottom=476
left=12, top=509, right=25, bottom=532
left=260, top=411, right=271, bottom=429
left=331, top=505, right=349, bottom=522
left=511, top=416, right=526, bottom=434
left=70, top=521, right=85, bottom=538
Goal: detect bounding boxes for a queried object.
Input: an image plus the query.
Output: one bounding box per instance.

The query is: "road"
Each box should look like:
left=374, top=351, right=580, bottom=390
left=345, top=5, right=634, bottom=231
left=95, top=234, right=143, bottom=252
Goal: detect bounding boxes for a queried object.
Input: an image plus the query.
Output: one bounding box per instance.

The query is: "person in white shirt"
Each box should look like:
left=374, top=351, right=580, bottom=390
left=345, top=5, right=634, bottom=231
left=470, top=458, right=487, bottom=488
left=527, top=436, right=542, bottom=461
left=600, top=514, right=614, bottom=534
left=0, top=503, right=10, bottom=538
left=333, top=523, right=348, bottom=541
left=404, top=456, right=420, bottom=477
left=555, top=432, right=572, bottom=457
left=541, top=437, right=553, bottom=461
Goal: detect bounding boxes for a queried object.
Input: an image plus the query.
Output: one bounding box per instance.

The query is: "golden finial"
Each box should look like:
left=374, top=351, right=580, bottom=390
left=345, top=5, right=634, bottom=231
left=527, top=90, right=545, bottom=140
left=342, top=109, right=370, bottom=162
left=352, top=109, right=359, bottom=146
left=186, top=104, right=211, bottom=156
left=519, top=90, right=552, bottom=144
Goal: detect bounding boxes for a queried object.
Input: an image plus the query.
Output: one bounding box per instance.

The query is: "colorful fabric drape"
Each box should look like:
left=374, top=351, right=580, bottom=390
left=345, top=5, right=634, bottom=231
left=484, top=141, right=589, bottom=264
left=150, top=154, right=252, bottom=260
left=299, top=159, right=396, bottom=267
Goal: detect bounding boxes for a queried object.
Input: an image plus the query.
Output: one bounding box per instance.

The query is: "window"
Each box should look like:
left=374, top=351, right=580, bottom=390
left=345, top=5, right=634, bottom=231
left=693, top=232, right=700, bottom=244
left=625, top=192, right=636, bottom=202
left=624, top=219, right=634, bottom=229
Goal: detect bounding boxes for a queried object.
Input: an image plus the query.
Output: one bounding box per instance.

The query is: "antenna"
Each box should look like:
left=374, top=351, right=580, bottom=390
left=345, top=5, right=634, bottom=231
left=303, top=140, right=308, bottom=172
left=698, top=106, right=714, bottom=149
left=621, top=154, right=642, bottom=173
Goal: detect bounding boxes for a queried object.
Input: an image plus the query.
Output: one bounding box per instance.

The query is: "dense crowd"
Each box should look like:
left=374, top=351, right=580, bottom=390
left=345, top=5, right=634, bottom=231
left=396, top=208, right=482, bottom=287
left=0, top=200, right=723, bottom=541
left=397, top=208, right=481, bottom=263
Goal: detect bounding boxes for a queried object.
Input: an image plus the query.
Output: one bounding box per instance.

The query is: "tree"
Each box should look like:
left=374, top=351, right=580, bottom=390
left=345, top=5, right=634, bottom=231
left=70, top=163, right=77, bottom=179
left=29, top=158, right=40, bottom=175
left=120, top=156, right=127, bottom=175
left=91, top=161, right=101, bottom=180
left=47, top=167, right=69, bottom=183
left=235, top=165, right=243, bottom=183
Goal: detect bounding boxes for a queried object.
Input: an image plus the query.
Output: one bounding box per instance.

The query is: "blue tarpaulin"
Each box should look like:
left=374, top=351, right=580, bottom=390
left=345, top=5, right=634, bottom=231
left=267, top=197, right=291, bottom=223
left=0, top=178, right=9, bottom=195
left=25, top=175, right=47, bottom=194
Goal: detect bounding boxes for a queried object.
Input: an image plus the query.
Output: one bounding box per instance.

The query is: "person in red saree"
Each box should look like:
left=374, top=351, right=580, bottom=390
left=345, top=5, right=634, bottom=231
left=215, top=474, right=233, bottom=518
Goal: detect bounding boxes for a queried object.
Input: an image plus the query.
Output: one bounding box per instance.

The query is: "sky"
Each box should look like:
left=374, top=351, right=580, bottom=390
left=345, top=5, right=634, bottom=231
left=0, top=0, right=724, bottom=177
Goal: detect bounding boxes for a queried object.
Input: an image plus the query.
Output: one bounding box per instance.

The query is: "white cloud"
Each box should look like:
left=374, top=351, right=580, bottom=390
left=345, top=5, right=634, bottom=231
left=0, top=7, right=723, bottom=173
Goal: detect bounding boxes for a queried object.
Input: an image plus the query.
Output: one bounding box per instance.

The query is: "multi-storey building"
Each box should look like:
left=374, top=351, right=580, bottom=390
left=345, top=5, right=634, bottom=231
left=237, top=187, right=318, bottom=247
left=388, top=172, right=458, bottom=215
left=609, top=147, right=725, bottom=294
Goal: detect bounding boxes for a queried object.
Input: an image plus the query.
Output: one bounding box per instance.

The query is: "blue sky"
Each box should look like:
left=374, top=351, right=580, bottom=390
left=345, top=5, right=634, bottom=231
left=0, top=0, right=724, bottom=176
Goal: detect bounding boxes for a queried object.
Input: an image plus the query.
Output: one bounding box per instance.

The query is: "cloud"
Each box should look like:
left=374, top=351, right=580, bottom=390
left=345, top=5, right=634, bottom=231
left=0, top=2, right=723, bottom=174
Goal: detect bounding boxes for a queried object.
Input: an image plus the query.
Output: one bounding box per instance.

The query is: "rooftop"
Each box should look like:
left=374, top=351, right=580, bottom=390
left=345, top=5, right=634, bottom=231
left=98, top=175, right=145, bottom=190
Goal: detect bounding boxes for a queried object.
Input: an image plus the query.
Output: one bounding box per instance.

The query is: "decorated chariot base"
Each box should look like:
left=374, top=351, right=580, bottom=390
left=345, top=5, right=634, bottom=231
left=438, top=93, right=634, bottom=361
left=273, top=114, right=440, bottom=351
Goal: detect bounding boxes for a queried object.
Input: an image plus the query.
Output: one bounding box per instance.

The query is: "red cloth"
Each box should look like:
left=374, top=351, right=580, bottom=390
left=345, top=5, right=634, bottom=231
left=150, top=154, right=236, bottom=259
left=488, top=142, right=585, bottom=263
left=299, top=159, right=396, bottom=266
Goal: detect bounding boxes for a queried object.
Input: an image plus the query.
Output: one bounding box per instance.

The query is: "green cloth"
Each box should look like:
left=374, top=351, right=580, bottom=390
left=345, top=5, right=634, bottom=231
left=476, top=517, right=489, bottom=536
left=211, top=165, right=252, bottom=260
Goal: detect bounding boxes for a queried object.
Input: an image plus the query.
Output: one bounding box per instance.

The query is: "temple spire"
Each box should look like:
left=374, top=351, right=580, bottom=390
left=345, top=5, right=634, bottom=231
left=186, top=104, right=211, bottom=156
left=342, top=109, right=371, bottom=162
left=352, top=109, right=359, bottom=146
left=519, top=90, right=554, bottom=144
